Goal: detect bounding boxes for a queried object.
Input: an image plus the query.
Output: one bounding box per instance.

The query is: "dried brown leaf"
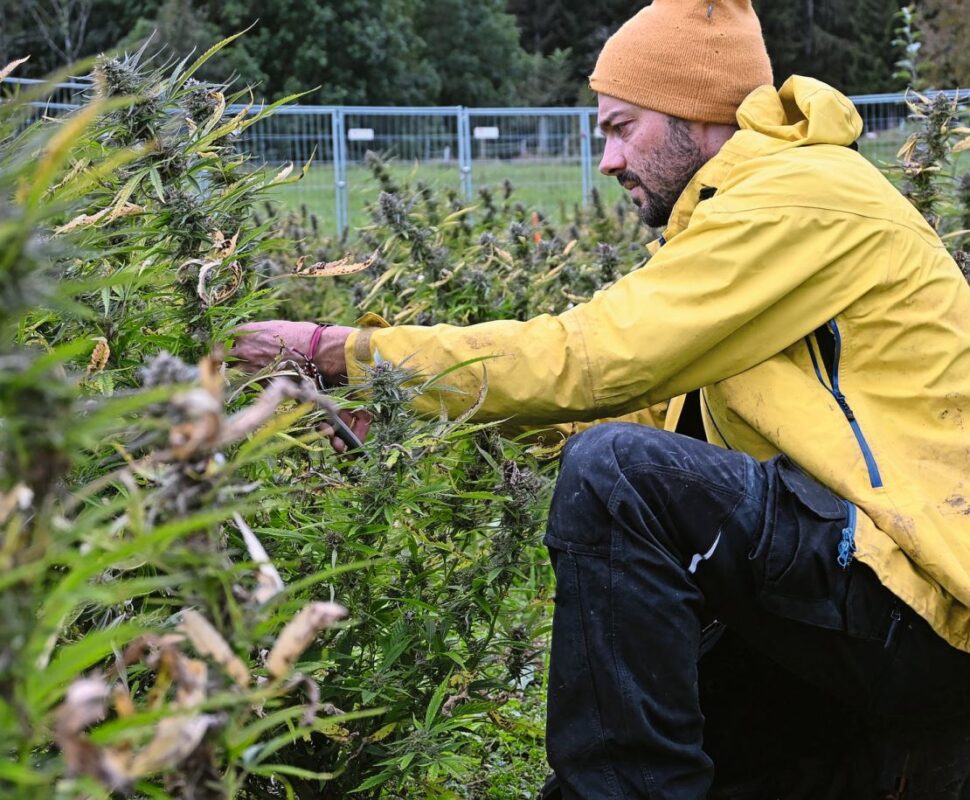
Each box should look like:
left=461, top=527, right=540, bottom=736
left=299, top=249, right=379, bottom=277
left=266, top=602, right=347, bottom=679
left=127, top=714, right=215, bottom=778
left=178, top=609, right=251, bottom=688
left=54, top=677, right=130, bottom=789
left=196, top=259, right=243, bottom=306
left=87, top=337, right=110, bottom=374
left=55, top=676, right=109, bottom=737
left=212, top=229, right=240, bottom=258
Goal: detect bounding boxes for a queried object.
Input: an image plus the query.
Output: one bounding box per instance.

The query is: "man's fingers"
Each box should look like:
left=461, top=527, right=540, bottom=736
left=319, top=419, right=351, bottom=453
left=319, top=409, right=372, bottom=454
left=348, top=411, right=373, bottom=442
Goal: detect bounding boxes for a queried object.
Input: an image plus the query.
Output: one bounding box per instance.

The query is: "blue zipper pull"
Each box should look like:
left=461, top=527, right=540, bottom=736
left=837, top=502, right=857, bottom=569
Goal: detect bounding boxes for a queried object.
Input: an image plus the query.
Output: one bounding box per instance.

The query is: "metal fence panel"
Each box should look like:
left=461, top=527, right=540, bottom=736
left=465, top=108, right=587, bottom=220
left=339, top=107, right=463, bottom=229
left=3, top=77, right=963, bottom=236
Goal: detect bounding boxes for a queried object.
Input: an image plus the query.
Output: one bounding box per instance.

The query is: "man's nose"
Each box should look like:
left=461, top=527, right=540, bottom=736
left=598, top=137, right=625, bottom=176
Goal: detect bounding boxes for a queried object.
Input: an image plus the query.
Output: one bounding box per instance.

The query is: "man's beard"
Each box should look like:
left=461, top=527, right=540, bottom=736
left=617, top=118, right=708, bottom=229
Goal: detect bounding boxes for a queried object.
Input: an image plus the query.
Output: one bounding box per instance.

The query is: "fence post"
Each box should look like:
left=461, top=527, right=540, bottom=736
left=331, top=107, right=348, bottom=236
left=580, top=109, right=593, bottom=207
left=457, top=107, right=473, bottom=201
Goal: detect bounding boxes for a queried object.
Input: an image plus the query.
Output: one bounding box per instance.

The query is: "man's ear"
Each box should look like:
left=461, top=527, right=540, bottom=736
left=696, top=121, right=739, bottom=160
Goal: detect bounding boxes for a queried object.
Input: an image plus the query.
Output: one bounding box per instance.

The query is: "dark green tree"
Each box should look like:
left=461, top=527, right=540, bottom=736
left=216, top=0, right=440, bottom=104
left=754, top=0, right=902, bottom=93
left=918, top=0, right=970, bottom=89
left=507, top=0, right=649, bottom=104
left=412, top=0, right=531, bottom=106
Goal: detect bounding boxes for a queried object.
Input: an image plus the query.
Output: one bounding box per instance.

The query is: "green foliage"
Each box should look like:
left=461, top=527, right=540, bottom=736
left=0, top=45, right=371, bottom=800
left=0, top=42, right=647, bottom=799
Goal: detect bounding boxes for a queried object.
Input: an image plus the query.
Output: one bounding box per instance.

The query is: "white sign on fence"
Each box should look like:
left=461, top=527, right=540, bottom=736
left=347, top=128, right=375, bottom=141
left=473, top=126, right=500, bottom=140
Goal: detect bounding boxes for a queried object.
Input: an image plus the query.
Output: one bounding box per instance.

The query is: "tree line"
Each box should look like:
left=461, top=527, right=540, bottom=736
left=1, top=0, right=965, bottom=107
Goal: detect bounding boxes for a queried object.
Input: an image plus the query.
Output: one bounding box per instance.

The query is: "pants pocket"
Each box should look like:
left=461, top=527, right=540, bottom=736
left=752, top=456, right=853, bottom=631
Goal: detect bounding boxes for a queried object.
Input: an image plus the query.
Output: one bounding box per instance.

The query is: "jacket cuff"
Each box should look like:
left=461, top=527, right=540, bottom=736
left=345, top=312, right=391, bottom=385
left=344, top=330, right=370, bottom=385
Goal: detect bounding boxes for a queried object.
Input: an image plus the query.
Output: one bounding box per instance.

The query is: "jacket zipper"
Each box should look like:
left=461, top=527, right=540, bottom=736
left=805, top=320, right=884, bottom=489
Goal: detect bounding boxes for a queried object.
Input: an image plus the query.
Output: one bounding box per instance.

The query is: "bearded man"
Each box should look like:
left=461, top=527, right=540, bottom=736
left=233, top=1, right=970, bottom=797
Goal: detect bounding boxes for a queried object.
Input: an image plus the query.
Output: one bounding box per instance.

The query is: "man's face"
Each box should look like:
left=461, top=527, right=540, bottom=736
left=597, top=94, right=708, bottom=228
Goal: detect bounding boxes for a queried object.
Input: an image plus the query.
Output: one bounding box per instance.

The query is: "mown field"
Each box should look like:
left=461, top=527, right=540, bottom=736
left=267, top=126, right=967, bottom=233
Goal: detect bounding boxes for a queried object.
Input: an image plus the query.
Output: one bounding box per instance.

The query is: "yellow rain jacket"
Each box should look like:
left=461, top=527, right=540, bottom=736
left=346, top=76, right=970, bottom=652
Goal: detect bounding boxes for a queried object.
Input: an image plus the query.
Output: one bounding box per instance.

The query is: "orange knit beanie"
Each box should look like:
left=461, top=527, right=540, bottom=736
left=589, top=0, right=773, bottom=125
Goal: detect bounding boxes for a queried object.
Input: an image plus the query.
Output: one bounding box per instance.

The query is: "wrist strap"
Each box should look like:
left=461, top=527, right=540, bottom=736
left=306, top=323, right=332, bottom=366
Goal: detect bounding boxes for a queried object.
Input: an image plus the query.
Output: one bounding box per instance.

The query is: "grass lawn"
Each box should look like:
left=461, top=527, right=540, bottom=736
left=268, top=126, right=967, bottom=235
left=270, top=160, right=628, bottom=233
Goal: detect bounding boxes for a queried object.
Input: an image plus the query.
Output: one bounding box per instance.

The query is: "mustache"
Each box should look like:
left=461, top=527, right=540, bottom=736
left=615, top=171, right=643, bottom=189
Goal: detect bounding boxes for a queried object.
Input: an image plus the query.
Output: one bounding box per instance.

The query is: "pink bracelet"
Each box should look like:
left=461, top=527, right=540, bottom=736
left=306, top=323, right=331, bottom=366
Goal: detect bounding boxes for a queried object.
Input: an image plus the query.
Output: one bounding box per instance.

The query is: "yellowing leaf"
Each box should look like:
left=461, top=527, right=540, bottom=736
left=896, top=134, right=918, bottom=163
left=198, top=90, right=227, bottom=137
left=270, top=162, right=295, bottom=184
left=355, top=312, right=391, bottom=329
left=23, top=101, right=105, bottom=206
left=54, top=202, right=144, bottom=234
left=367, top=722, right=397, bottom=743
left=0, top=56, right=30, bottom=82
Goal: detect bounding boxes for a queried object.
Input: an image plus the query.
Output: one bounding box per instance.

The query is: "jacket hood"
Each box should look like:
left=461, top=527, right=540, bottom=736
left=736, top=75, right=863, bottom=147
left=650, top=77, right=865, bottom=249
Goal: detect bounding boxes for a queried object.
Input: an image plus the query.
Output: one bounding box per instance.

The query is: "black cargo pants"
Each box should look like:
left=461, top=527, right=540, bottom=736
left=543, top=423, right=970, bottom=800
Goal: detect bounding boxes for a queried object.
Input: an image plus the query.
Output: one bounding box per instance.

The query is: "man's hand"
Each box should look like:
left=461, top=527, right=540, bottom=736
left=321, top=408, right=373, bottom=454
left=231, top=321, right=354, bottom=386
